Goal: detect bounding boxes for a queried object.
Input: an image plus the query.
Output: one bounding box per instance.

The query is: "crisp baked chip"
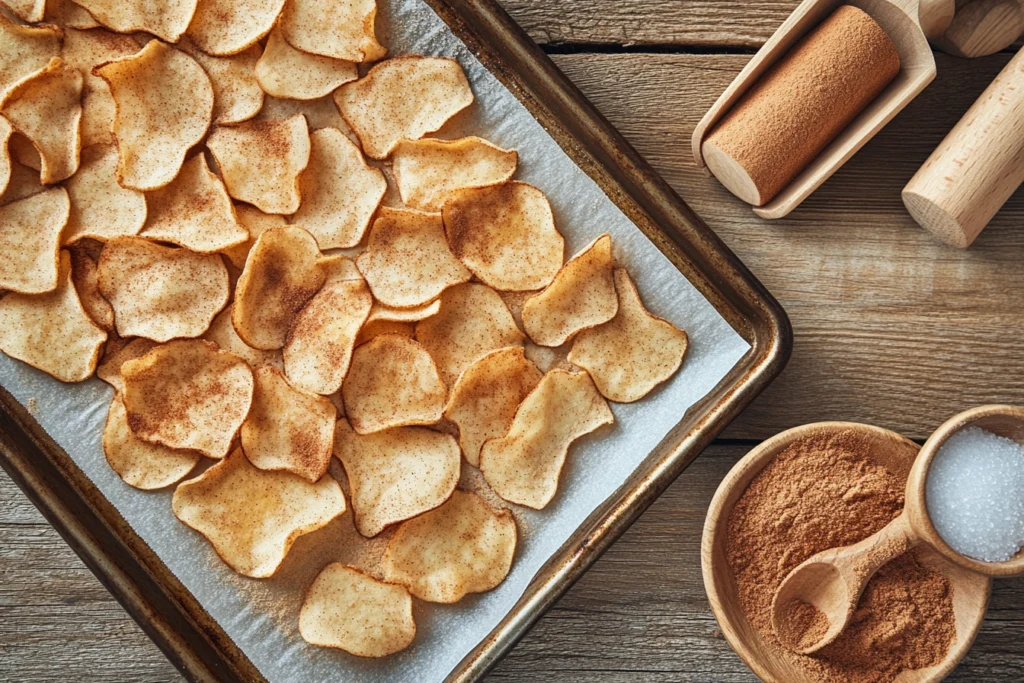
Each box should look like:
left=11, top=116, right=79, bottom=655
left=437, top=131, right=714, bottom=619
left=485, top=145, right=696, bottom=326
left=103, top=394, right=198, bottom=490
left=522, top=234, right=617, bottom=347
left=241, top=365, right=335, bottom=482
left=186, top=0, right=284, bottom=56
left=1, top=160, right=43, bottom=205
left=96, top=336, right=155, bottom=393
left=60, top=28, right=139, bottom=148
left=2, top=0, right=45, bottom=22
left=568, top=269, right=689, bottom=402
left=8, top=133, right=39, bottom=170
left=444, top=347, right=542, bottom=467
left=393, top=137, right=517, bottom=212
left=290, top=127, right=384, bottom=249
left=182, top=41, right=264, bottom=126
left=334, top=419, right=460, bottom=537
left=97, top=237, right=228, bottom=341
left=72, top=0, right=197, bottom=42
left=204, top=304, right=280, bottom=369
left=95, top=40, right=213, bottom=191
left=320, top=253, right=361, bottom=282
left=122, top=339, right=253, bottom=458
left=68, top=246, right=113, bottom=331
left=355, top=320, right=413, bottom=346
left=0, top=188, right=68, bottom=294
left=0, top=57, right=82, bottom=184
left=220, top=204, right=285, bottom=269
left=172, top=447, right=345, bottom=577
left=335, top=56, right=473, bottom=159
left=258, top=93, right=345, bottom=131
left=256, top=28, right=357, bottom=101
left=46, top=0, right=100, bottom=28
left=64, top=145, right=146, bottom=244
left=0, top=15, right=61, bottom=99
left=280, top=0, right=385, bottom=63
left=415, top=282, right=524, bottom=387
left=0, top=250, right=106, bottom=382
left=356, top=208, right=470, bottom=308
left=342, top=334, right=445, bottom=434
left=367, top=298, right=439, bottom=324
left=299, top=564, right=415, bottom=657
left=233, top=226, right=325, bottom=350
left=382, top=490, right=516, bottom=603
left=207, top=114, right=310, bottom=214
left=443, top=181, right=564, bottom=291
left=479, top=369, right=613, bottom=509
left=283, top=277, right=371, bottom=395
left=140, top=153, right=248, bottom=253
left=0, top=117, right=13, bottom=198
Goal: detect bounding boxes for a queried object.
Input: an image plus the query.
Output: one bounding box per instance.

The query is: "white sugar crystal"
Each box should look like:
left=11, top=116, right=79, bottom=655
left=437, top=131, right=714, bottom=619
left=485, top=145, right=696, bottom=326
left=926, top=427, right=1024, bottom=563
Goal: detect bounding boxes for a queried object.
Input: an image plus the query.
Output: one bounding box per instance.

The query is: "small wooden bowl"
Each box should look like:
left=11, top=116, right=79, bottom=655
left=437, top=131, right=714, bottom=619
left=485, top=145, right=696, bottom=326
left=907, top=405, right=1024, bottom=576
left=701, top=422, right=991, bottom=682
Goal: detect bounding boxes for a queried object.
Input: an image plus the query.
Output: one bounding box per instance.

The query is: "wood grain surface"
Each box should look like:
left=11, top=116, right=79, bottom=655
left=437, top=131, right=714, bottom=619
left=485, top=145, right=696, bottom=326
left=5, top=0, right=1024, bottom=681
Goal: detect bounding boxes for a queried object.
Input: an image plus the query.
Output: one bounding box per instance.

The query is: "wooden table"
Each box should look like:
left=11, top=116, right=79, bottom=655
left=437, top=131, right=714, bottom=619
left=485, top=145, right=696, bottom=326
left=3, top=1, right=1024, bottom=680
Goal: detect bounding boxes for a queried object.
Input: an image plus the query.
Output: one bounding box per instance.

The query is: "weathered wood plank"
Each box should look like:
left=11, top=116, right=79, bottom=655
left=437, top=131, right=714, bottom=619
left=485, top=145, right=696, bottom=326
left=550, top=51, right=1024, bottom=441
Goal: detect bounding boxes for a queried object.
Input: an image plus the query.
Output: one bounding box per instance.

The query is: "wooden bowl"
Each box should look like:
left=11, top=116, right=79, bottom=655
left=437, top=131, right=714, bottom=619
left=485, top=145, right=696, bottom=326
left=701, top=422, right=991, bottom=682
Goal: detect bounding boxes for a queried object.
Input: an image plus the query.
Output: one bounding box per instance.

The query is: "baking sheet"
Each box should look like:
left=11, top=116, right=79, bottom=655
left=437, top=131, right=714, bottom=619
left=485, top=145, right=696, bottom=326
left=0, top=0, right=750, bottom=680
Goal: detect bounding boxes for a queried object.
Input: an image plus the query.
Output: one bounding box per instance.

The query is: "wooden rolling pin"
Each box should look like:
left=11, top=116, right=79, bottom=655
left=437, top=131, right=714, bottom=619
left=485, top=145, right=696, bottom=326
left=902, top=45, right=1024, bottom=247
left=702, top=5, right=901, bottom=207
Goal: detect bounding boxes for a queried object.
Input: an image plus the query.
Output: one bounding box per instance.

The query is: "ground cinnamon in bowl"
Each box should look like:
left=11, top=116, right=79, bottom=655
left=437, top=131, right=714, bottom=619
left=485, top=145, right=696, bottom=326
left=726, top=431, right=956, bottom=682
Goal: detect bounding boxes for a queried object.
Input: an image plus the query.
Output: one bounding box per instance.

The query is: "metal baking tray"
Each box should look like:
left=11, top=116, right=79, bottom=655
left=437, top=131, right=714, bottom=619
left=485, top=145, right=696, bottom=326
left=0, top=0, right=792, bottom=680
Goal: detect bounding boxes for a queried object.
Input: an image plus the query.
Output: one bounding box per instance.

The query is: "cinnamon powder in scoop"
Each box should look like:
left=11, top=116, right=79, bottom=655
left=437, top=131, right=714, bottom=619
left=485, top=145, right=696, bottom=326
left=726, top=431, right=956, bottom=682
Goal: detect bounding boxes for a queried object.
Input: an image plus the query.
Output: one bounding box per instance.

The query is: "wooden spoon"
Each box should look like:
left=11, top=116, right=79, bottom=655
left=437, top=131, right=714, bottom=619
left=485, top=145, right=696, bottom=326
left=771, top=405, right=1024, bottom=655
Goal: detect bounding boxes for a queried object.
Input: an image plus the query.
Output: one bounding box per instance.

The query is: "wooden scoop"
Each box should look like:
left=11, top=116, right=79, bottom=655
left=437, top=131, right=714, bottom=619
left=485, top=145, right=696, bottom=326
left=771, top=405, right=1024, bottom=655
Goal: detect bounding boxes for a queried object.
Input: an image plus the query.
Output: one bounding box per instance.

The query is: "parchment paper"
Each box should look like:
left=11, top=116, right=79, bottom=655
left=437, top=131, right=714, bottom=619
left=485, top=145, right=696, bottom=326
left=0, top=1, right=750, bottom=680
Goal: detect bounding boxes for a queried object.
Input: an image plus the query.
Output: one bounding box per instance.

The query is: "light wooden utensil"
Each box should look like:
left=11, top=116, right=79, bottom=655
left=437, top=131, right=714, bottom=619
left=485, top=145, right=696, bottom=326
left=693, top=0, right=954, bottom=219
left=702, top=421, right=990, bottom=683
left=772, top=406, right=1024, bottom=655
left=934, top=0, right=1024, bottom=57
left=902, top=45, right=1024, bottom=247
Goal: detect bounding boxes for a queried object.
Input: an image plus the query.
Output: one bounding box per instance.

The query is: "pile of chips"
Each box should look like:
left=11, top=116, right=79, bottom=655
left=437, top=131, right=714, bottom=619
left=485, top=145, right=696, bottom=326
left=0, top=0, right=690, bottom=659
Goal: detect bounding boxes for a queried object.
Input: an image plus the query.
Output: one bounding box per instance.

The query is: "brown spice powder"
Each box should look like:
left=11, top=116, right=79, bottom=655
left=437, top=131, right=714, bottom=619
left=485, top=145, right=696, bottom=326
left=726, top=431, right=956, bottom=682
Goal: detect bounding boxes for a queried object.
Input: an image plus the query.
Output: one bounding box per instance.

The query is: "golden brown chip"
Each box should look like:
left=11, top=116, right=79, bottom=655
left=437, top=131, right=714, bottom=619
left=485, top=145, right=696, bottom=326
left=283, top=276, right=371, bottom=395
left=241, top=365, right=335, bottom=482
left=68, top=246, right=113, bottom=331
left=186, top=0, right=284, bottom=56
left=0, top=250, right=106, bottom=382
left=521, top=234, right=617, bottom=347
left=280, top=0, right=385, bottom=63
left=334, top=419, right=460, bottom=537
left=95, top=39, right=213, bottom=191
left=355, top=319, right=413, bottom=346
left=258, top=93, right=345, bottom=131
left=64, top=144, right=147, bottom=243
left=0, top=57, right=82, bottom=184
left=289, top=127, right=383, bottom=248
left=320, top=253, right=361, bottom=282
left=103, top=393, right=199, bottom=490
left=181, top=41, right=264, bottom=126
left=415, top=282, right=524, bottom=387
left=342, top=334, right=446, bottom=434
left=96, top=336, right=155, bottom=393
left=232, top=226, right=324, bottom=350
left=444, top=347, right=542, bottom=467
left=207, top=114, right=310, bottom=214
left=2, top=0, right=45, bottom=22
left=299, top=564, right=415, bottom=657
left=140, top=153, right=248, bottom=253
left=97, top=236, right=229, bottom=341
left=382, top=490, right=516, bottom=603
left=172, top=447, right=345, bottom=577
left=0, top=116, right=13, bottom=199
left=220, top=204, right=285, bottom=269
left=568, top=269, right=689, bottom=402
left=60, top=27, right=139, bottom=148
left=7, top=132, right=38, bottom=170
left=256, top=28, right=357, bottom=101
left=203, top=303, right=280, bottom=369
left=367, top=298, right=439, bottom=324
left=443, top=181, right=564, bottom=292
left=0, top=15, right=61, bottom=100
left=479, top=369, right=613, bottom=509
left=334, top=56, right=473, bottom=159
left=46, top=0, right=100, bottom=28
left=356, top=208, right=470, bottom=309
left=1, top=160, right=43, bottom=205
left=393, top=137, right=517, bottom=212
left=0, top=187, right=68, bottom=294
left=72, top=0, right=197, bottom=42
left=122, top=339, right=253, bottom=458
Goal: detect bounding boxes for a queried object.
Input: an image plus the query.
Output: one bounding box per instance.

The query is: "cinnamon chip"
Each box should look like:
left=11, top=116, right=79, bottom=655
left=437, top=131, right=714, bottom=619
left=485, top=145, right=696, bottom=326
left=367, top=299, right=439, bottom=324
left=392, top=136, right=517, bottom=211
left=256, top=28, right=357, bottom=101
left=68, top=246, right=113, bottom=331
left=203, top=303, right=280, bottom=369
left=0, top=15, right=61, bottom=99
left=72, top=0, right=198, bottom=42
left=280, top=0, right=385, bottom=63
left=220, top=204, right=285, bottom=269
left=0, top=117, right=11, bottom=195
left=103, top=394, right=198, bottom=490
left=0, top=187, right=68, bottom=294
left=96, top=336, right=155, bottom=393
left=63, top=144, right=146, bottom=243
left=2, top=0, right=45, bottom=22
left=182, top=41, right=264, bottom=126
left=185, top=0, right=284, bottom=56
left=60, top=27, right=139, bottom=147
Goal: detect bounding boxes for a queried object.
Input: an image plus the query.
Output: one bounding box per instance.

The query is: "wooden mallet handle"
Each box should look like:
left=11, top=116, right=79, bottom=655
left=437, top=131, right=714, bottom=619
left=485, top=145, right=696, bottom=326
left=903, top=46, right=1024, bottom=247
